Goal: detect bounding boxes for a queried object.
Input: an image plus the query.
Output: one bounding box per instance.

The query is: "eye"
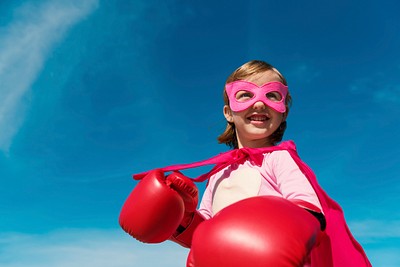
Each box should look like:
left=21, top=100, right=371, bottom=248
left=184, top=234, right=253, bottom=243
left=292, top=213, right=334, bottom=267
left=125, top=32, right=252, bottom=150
left=235, top=90, right=254, bottom=101
left=266, top=91, right=282, bottom=101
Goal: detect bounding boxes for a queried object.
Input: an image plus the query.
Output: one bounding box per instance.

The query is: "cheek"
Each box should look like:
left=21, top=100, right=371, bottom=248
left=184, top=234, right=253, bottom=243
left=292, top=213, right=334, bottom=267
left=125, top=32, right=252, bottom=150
left=270, top=110, right=285, bottom=121
left=231, top=111, right=247, bottom=122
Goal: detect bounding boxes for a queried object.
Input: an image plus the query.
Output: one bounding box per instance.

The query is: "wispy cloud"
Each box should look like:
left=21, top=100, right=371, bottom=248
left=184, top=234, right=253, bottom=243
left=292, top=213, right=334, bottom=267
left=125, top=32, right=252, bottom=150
left=349, top=73, right=400, bottom=106
left=286, top=63, right=321, bottom=84
left=364, top=247, right=400, bottom=267
left=0, top=228, right=188, bottom=267
left=0, top=0, right=98, bottom=153
left=349, top=219, right=400, bottom=241
left=349, top=219, right=400, bottom=267
left=0, top=226, right=398, bottom=267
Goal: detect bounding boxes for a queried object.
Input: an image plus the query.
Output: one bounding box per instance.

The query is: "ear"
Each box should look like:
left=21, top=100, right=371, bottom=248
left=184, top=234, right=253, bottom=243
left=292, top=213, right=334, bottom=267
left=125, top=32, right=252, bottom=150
left=223, top=105, right=233, bottom=123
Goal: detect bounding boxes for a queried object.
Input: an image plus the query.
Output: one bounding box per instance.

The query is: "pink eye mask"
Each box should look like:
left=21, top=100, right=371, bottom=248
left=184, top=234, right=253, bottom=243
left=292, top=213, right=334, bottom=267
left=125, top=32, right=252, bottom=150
left=225, top=80, right=288, bottom=113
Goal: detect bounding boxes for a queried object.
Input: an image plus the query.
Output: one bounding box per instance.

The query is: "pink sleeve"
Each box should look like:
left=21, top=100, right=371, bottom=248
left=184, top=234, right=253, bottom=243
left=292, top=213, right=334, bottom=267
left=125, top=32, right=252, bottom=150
left=269, top=151, right=323, bottom=213
left=198, top=180, right=213, bottom=219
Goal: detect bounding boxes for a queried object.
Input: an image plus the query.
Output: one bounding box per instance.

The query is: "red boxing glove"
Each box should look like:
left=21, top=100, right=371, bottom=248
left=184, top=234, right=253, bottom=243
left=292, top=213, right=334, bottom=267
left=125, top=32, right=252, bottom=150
left=119, top=169, right=201, bottom=245
left=189, top=196, right=321, bottom=267
left=119, top=169, right=184, bottom=243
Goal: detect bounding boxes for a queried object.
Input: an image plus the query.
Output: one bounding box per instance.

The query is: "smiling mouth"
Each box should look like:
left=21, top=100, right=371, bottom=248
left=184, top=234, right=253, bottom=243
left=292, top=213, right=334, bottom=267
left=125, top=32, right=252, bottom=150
left=248, top=114, right=270, bottom=122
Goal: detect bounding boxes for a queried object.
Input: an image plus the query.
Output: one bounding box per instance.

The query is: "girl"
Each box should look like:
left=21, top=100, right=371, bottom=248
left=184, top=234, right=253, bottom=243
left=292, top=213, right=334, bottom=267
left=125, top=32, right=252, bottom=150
left=196, top=60, right=325, bottom=266
left=198, top=60, right=324, bottom=222
left=120, top=60, right=372, bottom=267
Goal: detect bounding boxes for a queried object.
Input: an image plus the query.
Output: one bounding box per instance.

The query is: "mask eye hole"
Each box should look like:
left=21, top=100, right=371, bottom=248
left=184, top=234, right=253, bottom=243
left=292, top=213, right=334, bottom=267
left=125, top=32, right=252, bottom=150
left=235, top=90, right=254, bottom=102
left=266, top=91, right=282, bottom=102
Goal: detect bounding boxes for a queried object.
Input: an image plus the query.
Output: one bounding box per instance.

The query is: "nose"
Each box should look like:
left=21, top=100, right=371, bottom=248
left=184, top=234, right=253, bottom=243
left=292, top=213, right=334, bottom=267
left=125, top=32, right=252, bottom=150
left=252, top=100, right=266, bottom=110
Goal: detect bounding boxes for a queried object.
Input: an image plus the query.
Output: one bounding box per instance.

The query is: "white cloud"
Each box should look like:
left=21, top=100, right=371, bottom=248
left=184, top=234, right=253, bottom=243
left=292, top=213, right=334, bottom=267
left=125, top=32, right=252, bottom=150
left=286, top=63, right=321, bottom=84
left=373, top=84, right=400, bottom=104
left=0, top=228, right=188, bottom=267
left=349, top=219, right=400, bottom=241
left=0, top=0, right=98, bottom=153
left=348, top=219, right=400, bottom=267
left=349, top=74, right=400, bottom=106
left=365, top=247, right=400, bottom=267
left=1, top=225, right=398, bottom=267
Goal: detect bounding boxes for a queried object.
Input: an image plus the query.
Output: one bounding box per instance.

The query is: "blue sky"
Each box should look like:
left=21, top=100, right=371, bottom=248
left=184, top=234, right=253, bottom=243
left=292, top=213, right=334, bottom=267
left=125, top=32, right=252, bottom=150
left=1, top=0, right=399, bottom=266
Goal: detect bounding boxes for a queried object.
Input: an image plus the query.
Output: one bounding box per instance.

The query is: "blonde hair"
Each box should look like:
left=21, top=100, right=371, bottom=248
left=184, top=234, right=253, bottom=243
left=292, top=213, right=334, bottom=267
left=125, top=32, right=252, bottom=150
left=217, top=60, right=292, bottom=148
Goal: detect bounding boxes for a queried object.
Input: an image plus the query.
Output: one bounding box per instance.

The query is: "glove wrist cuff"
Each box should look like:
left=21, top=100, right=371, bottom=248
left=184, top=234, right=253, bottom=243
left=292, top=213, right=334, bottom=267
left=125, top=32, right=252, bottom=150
left=170, top=211, right=205, bottom=248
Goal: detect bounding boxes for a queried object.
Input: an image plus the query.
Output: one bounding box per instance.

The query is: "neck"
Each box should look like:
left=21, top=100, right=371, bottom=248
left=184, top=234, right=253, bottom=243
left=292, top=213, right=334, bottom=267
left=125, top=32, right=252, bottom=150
left=237, top=138, right=273, bottom=149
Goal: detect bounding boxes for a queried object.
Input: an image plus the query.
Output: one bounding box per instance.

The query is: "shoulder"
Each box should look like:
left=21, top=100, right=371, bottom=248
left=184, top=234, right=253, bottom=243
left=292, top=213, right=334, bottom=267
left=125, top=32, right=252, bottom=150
left=263, top=149, right=294, bottom=166
left=276, top=140, right=297, bottom=151
left=262, top=140, right=297, bottom=160
left=261, top=141, right=304, bottom=172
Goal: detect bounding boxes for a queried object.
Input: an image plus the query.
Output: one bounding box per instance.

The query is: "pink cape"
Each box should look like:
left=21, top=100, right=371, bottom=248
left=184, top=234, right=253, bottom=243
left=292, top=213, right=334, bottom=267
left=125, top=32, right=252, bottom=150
left=133, top=141, right=372, bottom=267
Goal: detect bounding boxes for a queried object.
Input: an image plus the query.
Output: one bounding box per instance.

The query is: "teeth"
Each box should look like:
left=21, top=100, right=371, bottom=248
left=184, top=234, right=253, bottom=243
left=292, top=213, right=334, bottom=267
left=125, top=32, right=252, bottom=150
left=249, top=115, right=267, bottom=121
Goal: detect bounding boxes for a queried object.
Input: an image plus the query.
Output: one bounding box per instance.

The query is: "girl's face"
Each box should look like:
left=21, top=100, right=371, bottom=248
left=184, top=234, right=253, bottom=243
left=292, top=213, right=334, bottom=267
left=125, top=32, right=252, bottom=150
left=223, top=70, right=286, bottom=148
